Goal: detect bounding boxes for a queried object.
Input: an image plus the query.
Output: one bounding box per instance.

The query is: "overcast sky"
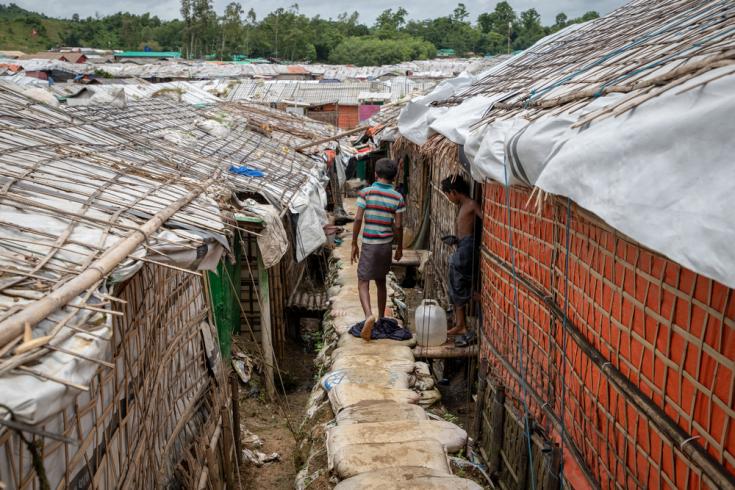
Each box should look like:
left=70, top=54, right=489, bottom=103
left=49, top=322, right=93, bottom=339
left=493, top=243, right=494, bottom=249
left=13, top=0, right=628, bottom=25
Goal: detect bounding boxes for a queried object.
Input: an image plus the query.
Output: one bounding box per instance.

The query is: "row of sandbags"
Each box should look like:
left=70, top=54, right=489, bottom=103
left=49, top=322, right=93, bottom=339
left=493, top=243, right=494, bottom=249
left=321, top=333, right=483, bottom=489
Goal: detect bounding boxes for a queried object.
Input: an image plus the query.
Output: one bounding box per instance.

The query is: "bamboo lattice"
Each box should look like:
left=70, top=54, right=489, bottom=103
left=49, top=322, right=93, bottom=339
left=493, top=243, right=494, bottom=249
left=64, top=98, right=318, bottom=211
left=451, top=0, right=735, bottom=127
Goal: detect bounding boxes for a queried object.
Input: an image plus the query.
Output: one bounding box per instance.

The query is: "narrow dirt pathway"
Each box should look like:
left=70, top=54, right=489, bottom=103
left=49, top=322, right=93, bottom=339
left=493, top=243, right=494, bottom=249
left=236, top=340, right=314, bottom=489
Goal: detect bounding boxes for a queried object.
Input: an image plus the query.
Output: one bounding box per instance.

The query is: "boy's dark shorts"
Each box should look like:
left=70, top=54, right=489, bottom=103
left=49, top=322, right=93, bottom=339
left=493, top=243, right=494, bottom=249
left=358, top=242, right=393, bottom=281
left=449, top=236, right=474, bottom=306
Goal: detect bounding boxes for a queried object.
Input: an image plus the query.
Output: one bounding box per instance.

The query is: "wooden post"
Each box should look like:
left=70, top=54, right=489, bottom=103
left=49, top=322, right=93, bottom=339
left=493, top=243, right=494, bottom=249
left=257, top=250, right=275, bottom=400
left=488, top=385, right=505, bottom=475
left=221, top=406, right=236, bottom=490
left=472, top=360, right=488, bottom=442
left=230, top=375, right=242, bottom=465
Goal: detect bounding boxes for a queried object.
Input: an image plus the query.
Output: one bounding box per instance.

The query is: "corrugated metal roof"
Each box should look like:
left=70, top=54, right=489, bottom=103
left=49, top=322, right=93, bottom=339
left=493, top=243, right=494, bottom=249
left=3, top=57, right=502, bottom=82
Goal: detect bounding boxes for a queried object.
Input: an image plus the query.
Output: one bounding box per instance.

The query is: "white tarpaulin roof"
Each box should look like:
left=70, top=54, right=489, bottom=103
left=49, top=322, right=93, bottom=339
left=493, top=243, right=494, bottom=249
left=397, top=0, right=735, bottom=288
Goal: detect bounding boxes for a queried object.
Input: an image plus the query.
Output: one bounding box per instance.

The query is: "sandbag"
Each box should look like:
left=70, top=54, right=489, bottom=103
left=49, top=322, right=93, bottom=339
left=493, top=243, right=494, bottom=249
left=320, top=368, right=410, bottom=392
left=327, top=420, right=467, bottom=454
left=338, top=333, right=417, bottom=348
left=417, top=388, right=442, bottom=407
left=334, top=466, right=484, bottom=490
left=331, top=344, right=414, bottom=363
left=411, top=361, right=435, bottom=391
left=335, top=400, right=427, bottom=426
left=330, top=439, right=451, bottom=479
left=330, top=356, right=416, bottom=374
left=328, top=384, right=420, bottom=413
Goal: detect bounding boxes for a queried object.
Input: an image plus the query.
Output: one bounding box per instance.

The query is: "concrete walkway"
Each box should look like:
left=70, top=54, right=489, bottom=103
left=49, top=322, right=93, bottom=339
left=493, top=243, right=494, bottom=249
left=310, top=198, right=482, bottom=488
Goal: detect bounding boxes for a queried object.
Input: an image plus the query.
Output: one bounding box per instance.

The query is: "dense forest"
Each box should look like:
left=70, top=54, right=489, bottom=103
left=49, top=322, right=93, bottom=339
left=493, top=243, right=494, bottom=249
left=0, top=2, right=599, bottom=65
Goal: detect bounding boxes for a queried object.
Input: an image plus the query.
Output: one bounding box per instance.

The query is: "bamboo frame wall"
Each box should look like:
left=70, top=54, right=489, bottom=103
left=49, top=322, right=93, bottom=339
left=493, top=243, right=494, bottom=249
left=390, top=136, right=429, bottom=245
left=479, top=182, right=735, bottom=489
left=397, top=134, right=475, bottom=306
left=0, top=263, right=234, bottom=488
left=237, top=219, right=305, bottom=361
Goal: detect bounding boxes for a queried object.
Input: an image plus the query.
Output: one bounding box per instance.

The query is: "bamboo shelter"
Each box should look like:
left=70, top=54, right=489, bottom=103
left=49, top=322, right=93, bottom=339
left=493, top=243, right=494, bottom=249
left=64, top=96, right=331, bottom=369
left=0, top=85, right=239, bottom=488
left=212, top=100, right=343, bottom=155
left=393, top=0, right=735, bottom=488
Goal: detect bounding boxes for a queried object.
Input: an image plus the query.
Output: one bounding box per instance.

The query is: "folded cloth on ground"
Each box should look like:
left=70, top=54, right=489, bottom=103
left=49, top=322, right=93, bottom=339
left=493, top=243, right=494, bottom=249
left=348, top=317, right=412, bottom=341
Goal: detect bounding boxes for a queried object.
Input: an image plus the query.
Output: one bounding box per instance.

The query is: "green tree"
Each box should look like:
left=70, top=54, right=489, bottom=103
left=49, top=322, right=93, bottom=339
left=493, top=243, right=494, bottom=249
left=477, top=1, right=516, bottom=34
left=452, top=3, right=469, bottom=23
left=220, top=2, right=243, bottom=58
left=373, top=7, right=408, bottom=39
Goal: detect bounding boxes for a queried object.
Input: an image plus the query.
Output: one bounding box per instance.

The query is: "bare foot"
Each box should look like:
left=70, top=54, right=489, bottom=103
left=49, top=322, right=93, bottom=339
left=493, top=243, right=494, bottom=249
left=446, top=326, right=467, bottom=336
left=361, top=315, right=376, bottom=341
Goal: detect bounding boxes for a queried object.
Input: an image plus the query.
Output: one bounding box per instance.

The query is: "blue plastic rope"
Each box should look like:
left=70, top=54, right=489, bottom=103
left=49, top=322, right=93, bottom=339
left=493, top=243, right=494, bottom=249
left=558, top=197, right=572, bottom=486
left=502, top=159, right=536, bottom=490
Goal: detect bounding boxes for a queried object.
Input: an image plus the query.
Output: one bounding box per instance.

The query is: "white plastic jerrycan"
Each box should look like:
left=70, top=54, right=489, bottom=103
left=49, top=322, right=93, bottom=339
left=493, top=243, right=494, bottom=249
left=414, top=299, right=447, bottom=347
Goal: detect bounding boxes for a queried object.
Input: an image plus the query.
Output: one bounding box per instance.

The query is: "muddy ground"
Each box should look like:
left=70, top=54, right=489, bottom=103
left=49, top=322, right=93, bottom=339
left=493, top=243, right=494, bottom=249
left=235, top=335, right=315, bottom=490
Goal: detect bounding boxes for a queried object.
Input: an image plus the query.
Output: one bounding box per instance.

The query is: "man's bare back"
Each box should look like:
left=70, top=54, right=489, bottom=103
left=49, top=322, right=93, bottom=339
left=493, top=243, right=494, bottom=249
left=457, top=199, right=482, bottom=238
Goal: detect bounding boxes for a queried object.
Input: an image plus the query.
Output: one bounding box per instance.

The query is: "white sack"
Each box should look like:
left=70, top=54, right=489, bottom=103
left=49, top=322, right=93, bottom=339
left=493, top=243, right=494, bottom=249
left=331, top=344, right=414, bottom=363
left=320, top=368, right=410, bottom=392
left=337, top=332, right=416, bottom=348
left=328, top=384, right=420, bottom=413
left=329, top=438, right=451, bottom=479
left=335, top=400, right=427, bottom=426
left=330, top=356, right=416, bottom=374
left=334, top=466, right=483, bottom=490
left=243, top=202, right=288, bottom=268
left=327, top=420, right=467, bottom=455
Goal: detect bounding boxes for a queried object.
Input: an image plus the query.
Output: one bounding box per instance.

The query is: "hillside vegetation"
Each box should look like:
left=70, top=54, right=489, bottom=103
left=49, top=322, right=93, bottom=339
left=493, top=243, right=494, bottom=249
left=0, top=2, right=599, bottom=65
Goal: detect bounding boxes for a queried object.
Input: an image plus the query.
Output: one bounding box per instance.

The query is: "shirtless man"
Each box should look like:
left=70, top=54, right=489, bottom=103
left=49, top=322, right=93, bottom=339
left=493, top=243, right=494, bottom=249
left=440, top=175, right=482, bottom=338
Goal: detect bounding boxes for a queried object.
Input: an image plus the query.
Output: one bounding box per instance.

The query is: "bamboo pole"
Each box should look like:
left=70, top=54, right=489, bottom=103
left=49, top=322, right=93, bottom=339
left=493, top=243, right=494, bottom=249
left=0, top=178, right=215, bottom=348
left=257, top=250, right=275, bottom=400
left=294, top=125, right=369, bottom=151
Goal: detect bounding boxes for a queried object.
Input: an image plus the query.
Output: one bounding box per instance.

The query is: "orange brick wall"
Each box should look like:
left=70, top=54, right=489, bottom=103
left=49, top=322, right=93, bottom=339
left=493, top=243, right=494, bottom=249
left=336, top=105, right=359, bottom=129
left=480, top=182, right=735, bottom=489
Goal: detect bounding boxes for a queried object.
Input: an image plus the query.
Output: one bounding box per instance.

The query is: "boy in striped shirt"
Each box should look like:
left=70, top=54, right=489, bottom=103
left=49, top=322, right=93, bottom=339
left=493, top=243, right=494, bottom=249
left=351, top=158, right=405, bottom=340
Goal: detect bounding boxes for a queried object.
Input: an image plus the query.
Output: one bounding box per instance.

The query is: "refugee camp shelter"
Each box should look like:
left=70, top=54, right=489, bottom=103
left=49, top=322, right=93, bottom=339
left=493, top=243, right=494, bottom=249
left=113, top=51, right=182, bottom=62
left=0, top=51, right=25, bottom=60
left=394, top=0, right=735, bottom=488
left=20, top=52, right=88, bottom=64
left=63, top=96, right=330, bottom=386
left=0, top=84, right=238, bottom=489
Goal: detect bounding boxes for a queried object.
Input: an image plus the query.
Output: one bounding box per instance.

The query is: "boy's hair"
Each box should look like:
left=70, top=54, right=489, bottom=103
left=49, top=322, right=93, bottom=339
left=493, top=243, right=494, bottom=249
left=375, top=158, right=398, bottom=181
left=441, top=175, right=470, bottom=196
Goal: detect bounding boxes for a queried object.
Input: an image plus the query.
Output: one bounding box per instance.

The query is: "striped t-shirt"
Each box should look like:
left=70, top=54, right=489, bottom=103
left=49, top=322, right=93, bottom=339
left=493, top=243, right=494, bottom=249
left=357, top=182, right=406, bottom=244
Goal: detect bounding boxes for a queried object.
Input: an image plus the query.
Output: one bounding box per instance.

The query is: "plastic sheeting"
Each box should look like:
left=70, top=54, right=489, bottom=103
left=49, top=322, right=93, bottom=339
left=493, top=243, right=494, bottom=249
left=289, top=170, right=328, bottom=262
left=396, top=46, right=735, bottom=289
left=241, top=202, right=289, bottom=269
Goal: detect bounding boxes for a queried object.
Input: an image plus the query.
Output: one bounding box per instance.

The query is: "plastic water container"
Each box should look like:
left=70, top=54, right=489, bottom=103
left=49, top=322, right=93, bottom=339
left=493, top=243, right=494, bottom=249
left=414, top=299, right=447, bottom=347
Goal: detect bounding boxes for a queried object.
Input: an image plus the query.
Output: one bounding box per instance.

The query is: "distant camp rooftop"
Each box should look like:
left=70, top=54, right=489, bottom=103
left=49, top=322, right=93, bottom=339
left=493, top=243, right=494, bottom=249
left=114, top=51, right=182, bottom=60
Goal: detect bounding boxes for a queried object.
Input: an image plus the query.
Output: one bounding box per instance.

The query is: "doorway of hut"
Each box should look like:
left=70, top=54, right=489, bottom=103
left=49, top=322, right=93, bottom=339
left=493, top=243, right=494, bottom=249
left=390, top=149, right=485, bottom=437
left=207, top=208, right=331, bottom=490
